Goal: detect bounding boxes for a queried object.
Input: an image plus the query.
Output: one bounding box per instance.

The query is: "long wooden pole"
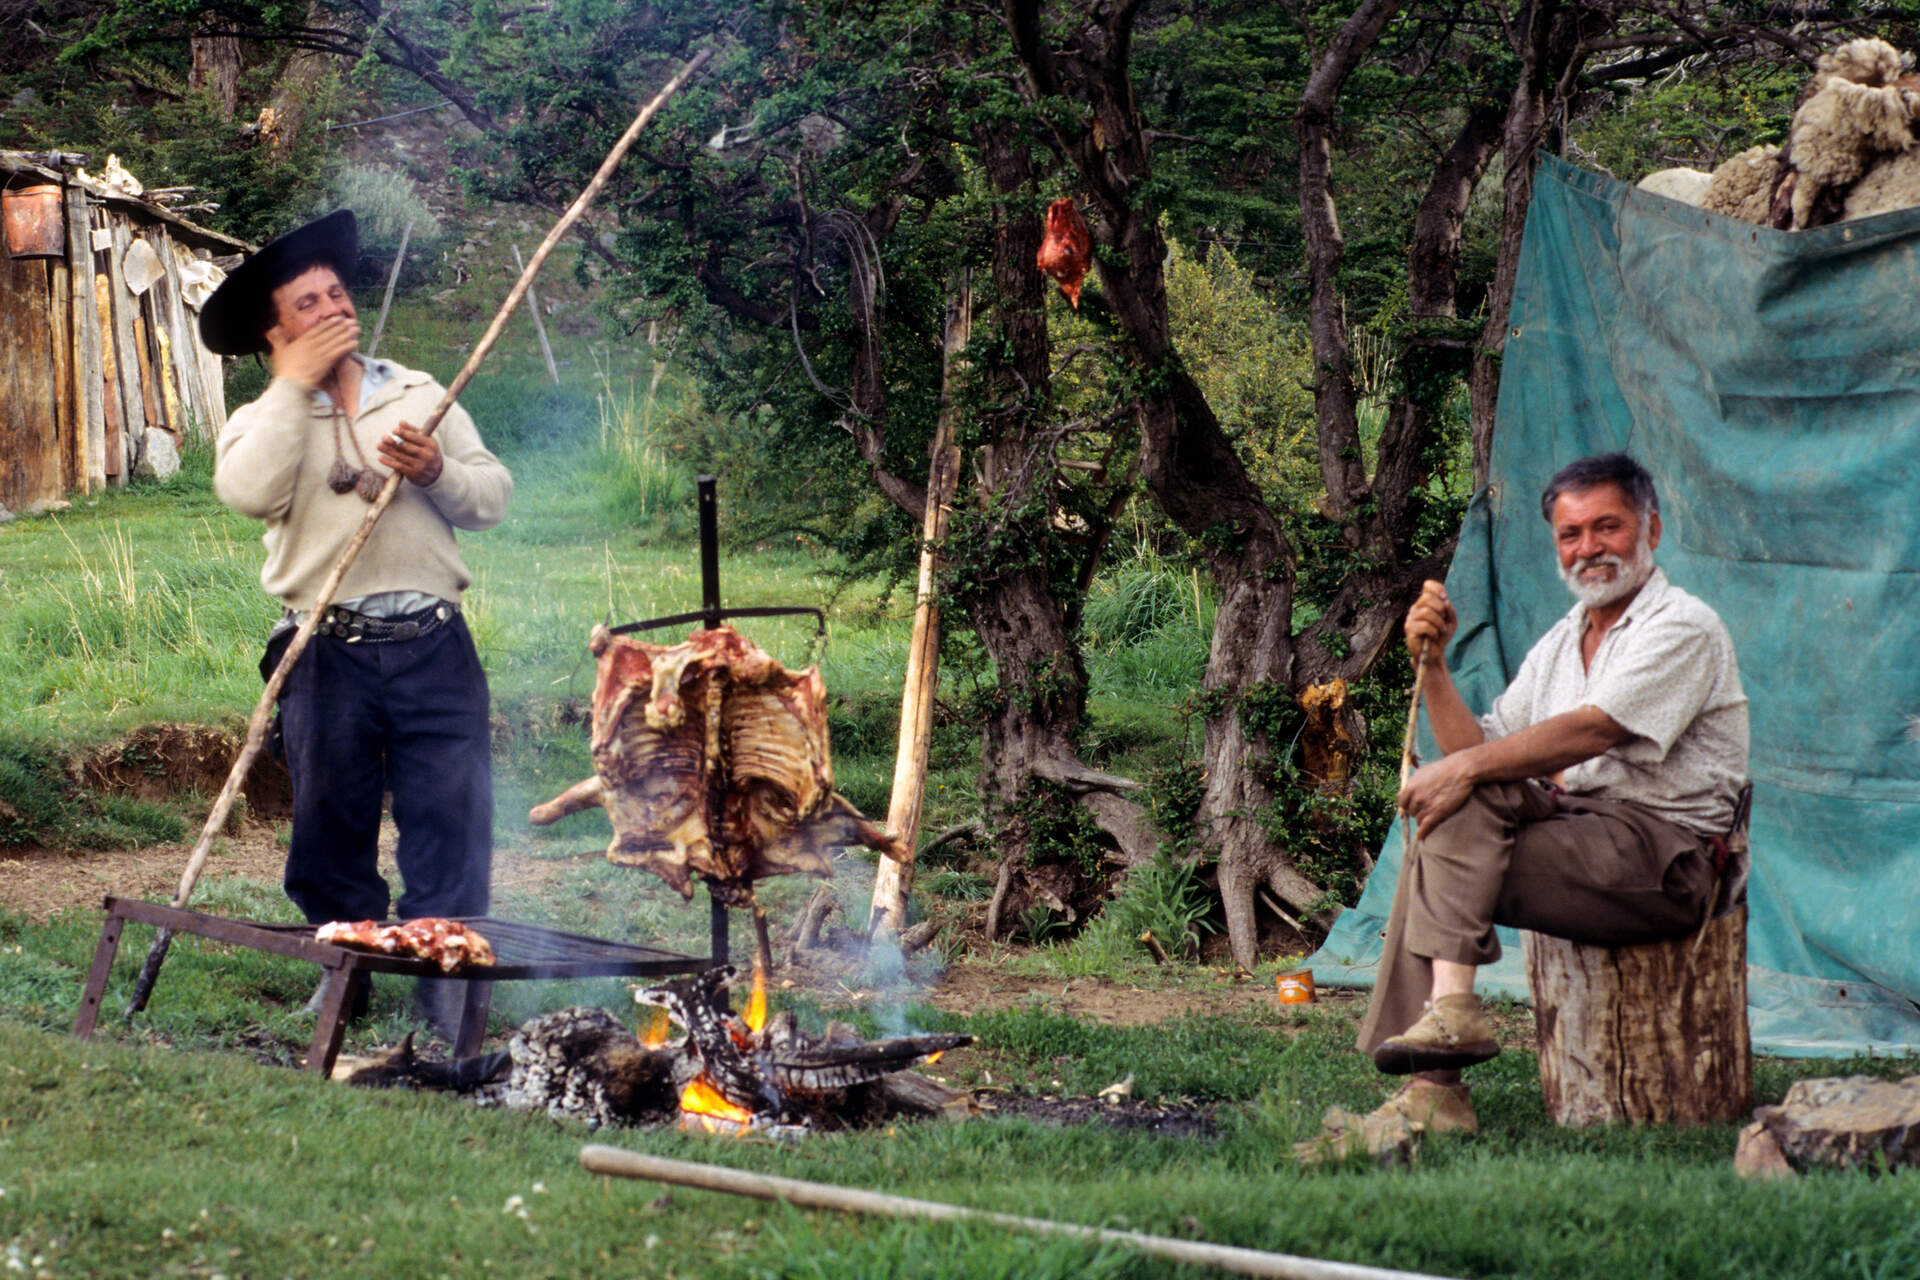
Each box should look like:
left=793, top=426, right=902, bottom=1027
left=125, top=49, right=713, bottom=1014
left=1398, top=638, right=1429, bottom=857
left=579, top=1148, right=1460, bottom=1280
left=868, top=272, right=971, bottom=939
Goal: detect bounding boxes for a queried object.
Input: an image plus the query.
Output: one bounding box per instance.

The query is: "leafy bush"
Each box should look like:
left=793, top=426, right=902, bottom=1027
left=1165, top=242, right=1320, bottom=513
left=1100, top=852, right=1217, bottom=960
left=316, top=162, right=448, bottom=289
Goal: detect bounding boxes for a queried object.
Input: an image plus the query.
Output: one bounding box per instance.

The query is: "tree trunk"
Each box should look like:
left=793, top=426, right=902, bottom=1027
left=190, top=16, right=242, bottom=118
left=262, top=1, right=352, bottom=154
left=1524, top=906, right=1751, bottom=1126
left=1469, top=0, right=1615, bottom=488
left=963, top=126, right=1156, bottom=931
left=1296, top=0, right=1404, bottom=524
left=1008, top=0, right=1331, bottom=967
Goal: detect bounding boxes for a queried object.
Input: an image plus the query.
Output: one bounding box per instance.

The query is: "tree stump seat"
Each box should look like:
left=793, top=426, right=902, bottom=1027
left=1522, top=903, right=1751, bottom=1126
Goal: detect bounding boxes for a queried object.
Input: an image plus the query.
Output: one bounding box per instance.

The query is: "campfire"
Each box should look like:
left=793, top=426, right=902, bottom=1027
left=638, top=966, right=970, bottom=1137
left=352, top=966, right=973, bottom=1136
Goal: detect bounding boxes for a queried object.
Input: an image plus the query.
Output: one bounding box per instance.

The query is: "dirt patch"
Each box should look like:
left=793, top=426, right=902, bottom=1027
left=0, top=824, right=598, bottom=924
left=75, top=722, right=291, bottom=820
left=0, top=823, right=288, bottom=920
left=915, top=961, right=1360, bottom=1026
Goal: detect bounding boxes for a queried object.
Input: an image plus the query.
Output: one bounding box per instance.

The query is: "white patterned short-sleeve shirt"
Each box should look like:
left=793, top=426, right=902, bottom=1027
left=1479, top=568, right=1749, bottom=836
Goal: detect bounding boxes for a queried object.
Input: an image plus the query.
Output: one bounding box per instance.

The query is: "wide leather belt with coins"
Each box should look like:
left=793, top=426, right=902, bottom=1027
left=315, top=603, right=456, bottom=644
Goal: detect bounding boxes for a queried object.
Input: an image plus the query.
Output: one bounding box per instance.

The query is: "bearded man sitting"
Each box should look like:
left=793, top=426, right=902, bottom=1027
left=1358, top=452, right=1750, bottom=1134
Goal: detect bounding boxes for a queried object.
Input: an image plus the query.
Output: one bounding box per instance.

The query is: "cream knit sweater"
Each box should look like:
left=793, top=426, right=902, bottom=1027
left=214, top=359, right=513, bottom=612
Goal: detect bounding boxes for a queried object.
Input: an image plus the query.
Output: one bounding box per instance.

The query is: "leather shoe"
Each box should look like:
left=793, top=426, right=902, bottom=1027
left=1370, top=1079, right=1479, bottom=1135
left=1371, top=993, right=1500, bottom=1074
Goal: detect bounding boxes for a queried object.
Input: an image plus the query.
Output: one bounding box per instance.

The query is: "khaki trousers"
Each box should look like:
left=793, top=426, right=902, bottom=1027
left=1355, top=780, right=1717, bottom=1055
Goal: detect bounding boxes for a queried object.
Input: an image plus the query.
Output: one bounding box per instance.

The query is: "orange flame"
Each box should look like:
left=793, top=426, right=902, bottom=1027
left=680, top=1075, right=754, bottom=1127
left=744, top=961, right=767, bottom=1036
left=924, top=1050, right=944, bottom=1066
left=640, top=1005, right=672, bottom=1048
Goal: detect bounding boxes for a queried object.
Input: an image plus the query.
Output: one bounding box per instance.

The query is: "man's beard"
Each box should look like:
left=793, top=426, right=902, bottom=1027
left=1559, top=522, right=1655, bottom=608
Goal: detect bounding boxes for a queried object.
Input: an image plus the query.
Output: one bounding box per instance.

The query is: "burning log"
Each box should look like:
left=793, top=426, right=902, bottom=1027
left=530, top=624, right=903, bottom=901
left=342, top=968, right=972, bottom=1133
left=634, top=967, right=970, bottom=1126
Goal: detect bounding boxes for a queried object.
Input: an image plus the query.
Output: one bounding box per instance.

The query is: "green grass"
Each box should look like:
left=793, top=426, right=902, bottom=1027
left=6, top=947, right=1920, bottom=1280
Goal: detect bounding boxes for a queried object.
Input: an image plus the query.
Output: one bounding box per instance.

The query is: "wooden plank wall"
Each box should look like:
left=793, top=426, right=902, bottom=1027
left=67, top=183, right=105, bottom=491
left=0, top=257, right=63, bottom=513
left=1, top=176, right=235, bottom=511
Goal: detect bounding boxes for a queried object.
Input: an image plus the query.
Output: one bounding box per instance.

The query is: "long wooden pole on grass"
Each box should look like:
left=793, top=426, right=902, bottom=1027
left=125, top=49, right=714, bottom=1016
left=579, top=1148, right=1462, bottom=1280
left=867, top=272, right=971, bottom=940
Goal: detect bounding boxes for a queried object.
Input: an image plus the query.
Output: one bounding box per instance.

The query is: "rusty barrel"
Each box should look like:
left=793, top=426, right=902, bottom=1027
left=3, top=178, right=66, bottom=259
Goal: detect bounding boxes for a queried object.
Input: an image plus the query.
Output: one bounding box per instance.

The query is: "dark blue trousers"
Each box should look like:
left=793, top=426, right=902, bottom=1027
left=268, top=615, right=494, bottom=925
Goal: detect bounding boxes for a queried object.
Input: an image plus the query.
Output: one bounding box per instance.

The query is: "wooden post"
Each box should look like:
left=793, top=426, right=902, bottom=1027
left=132, top=310, right=163, bottom=447
left=868, top=272, right=971, bottom=939
left=107, top=218, right=149, bottom=465
left=367, top=218, right=412, bottom=358
left=1523, top=904, right=1751, bottom=1127
left=151, top=231, right=205, bottom=442
left=93, top=271, right=122, bottom=479
left=0, top=257, right=63, bottom=510
left=64, top=183, right=104, bottom=492
left=49, top=245, right=77, bottom=493
left=511, top=243, right=560, bottom=384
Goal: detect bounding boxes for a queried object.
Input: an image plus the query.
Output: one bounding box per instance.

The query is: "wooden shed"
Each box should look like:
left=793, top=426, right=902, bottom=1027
left=1, top=151, right=249, bottom=516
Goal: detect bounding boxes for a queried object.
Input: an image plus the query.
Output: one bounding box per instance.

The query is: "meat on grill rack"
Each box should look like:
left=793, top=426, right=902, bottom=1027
left=529, top=625, right=903, bottom=899
left=315, top=918, right=497, bottom=971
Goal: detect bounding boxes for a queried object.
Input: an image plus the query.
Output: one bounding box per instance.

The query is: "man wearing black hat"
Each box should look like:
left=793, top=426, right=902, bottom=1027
left=203, top=210, right=513, bottom=1038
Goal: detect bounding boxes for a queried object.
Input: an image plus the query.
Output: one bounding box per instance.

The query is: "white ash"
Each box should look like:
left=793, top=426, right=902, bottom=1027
left=479, top=1005, right=638, bottom=1129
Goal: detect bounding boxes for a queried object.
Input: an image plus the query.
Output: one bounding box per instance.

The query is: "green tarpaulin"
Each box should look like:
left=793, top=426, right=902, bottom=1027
left=1307, top=155, right=1920, bottom=1055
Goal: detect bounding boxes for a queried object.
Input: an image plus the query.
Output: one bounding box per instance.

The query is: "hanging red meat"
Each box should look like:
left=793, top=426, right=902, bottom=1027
left=1036, top=198, right=1093, bottom=309
left=528, top=624, right=903, bottom=899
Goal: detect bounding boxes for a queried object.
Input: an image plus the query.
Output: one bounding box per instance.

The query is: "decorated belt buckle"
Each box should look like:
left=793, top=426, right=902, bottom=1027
left=392, top=620, right=421, bottom=641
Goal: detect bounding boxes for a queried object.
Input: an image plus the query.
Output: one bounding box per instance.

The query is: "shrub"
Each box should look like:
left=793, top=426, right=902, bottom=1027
left=316, top=162, right=448, bottom=289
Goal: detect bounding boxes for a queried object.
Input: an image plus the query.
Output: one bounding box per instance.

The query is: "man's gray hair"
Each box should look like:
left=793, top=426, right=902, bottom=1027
left=1540, top=453, right=1659, bottom=523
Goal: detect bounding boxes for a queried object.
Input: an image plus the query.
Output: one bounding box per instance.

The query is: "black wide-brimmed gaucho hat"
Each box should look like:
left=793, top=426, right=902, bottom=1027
left=199, top=209, right=358, bottom=357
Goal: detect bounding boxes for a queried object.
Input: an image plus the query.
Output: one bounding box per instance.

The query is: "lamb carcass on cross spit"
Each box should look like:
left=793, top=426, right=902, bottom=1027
left=529, top=624, right=903, bottom=900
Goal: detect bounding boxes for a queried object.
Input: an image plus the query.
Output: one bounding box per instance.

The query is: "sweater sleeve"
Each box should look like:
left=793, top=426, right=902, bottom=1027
left=418, top=399, right=512, bottom=531
left=213, top=378, right=314, bottom=520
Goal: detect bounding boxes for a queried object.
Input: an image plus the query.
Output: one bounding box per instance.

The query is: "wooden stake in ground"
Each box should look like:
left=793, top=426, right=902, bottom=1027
left=510, top=243, right=560, bottom=384
left=366, top=219, right=412, bottom=357
left=868, top=272, right=971, bottom=940
left=124, top=48, right=714, bottom=1015
left=578, top=1148, right=1461, bottom=1280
